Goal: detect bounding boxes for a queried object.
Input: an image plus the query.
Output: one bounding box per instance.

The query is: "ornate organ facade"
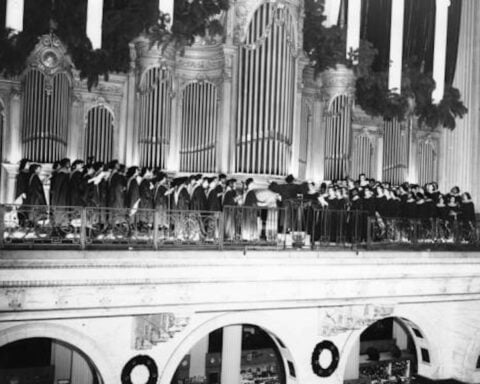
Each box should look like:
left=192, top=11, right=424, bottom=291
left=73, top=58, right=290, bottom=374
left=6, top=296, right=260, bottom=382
left=0, top=0, right=443, bottom=203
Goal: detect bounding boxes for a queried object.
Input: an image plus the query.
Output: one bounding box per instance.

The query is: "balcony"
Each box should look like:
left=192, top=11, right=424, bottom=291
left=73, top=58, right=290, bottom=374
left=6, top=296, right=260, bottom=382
left=1, top=203, right=478, bottom=251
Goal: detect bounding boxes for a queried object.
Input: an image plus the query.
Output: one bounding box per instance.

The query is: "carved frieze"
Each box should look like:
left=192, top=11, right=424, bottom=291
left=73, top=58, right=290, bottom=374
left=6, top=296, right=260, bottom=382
left=133, top=313, right=190, bottom=350
left=319, top=304, right=396, bottom=336
left=320, top=65, right=356, bottom=102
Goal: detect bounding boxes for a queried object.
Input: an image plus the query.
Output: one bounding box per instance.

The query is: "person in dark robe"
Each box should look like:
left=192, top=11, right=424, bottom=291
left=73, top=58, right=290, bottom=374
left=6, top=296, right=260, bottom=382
left=69, top=160, right=86, bottom=207
left=84, top=162, right=105, bottom=228
left=154, top=171, right=169, bottom=231
left=223, top=179, right=238, bottom=241
left=170, top=177, right=191, bottom=240
left=107, top=160, right=126, bottom=209
left=190, top=174, right=207, bottom=211
left=15, top=158, right=30, bottom=226
left=49, top=161, right=60, bottom=205
left=269, top=174, right=302, bottom=232
left=50, top=158, right=71, bottom=227
left=214, top=174, right=227, bottom=210
left=241, top=178, right=259, bottom=241
left=138, top=168, right=154, bottom=227
left=15, top=158, right=30, bottom=203
left=126, top=166, right=141, bottom=210
left=207, top=177, right=222, bottom=212
left=25, top=164, right=47, bottom=224
left=362, top=187, right=376, bottom=243
left=348, top=188, right=363, bottom=243
left=460, top=192, right=476, bottom=233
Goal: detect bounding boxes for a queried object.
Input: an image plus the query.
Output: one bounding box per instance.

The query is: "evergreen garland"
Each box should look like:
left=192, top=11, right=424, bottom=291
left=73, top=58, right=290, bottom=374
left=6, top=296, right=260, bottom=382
left=0, top=0, right=229, bottom=89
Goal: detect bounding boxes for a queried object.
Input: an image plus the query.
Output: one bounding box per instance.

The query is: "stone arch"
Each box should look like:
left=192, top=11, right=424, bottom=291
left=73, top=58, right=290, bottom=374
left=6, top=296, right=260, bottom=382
left=340, top=311, right=439, bottom=382
left=160, top=312, right=299, bottom=384
left=0, top=322, right=116, bottom=384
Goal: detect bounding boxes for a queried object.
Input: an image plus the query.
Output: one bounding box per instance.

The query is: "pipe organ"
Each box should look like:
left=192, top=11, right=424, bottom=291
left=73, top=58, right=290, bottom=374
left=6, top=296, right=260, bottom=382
left=235, top=2, right=297, bottom=175
left=324, top=94, right=353, bottom=180
left=382, top=119, right=409, bottom=185
left=0, top=0, right=449, bottom=203
left=417, top=140, right=437, bottom=186
left=22, top=70, right=70, bottom=163
left=180, top=82, right=218, bottom=173
left=84, top=105, right=114, bottom=162
left=351, top=134, right=374, bottom=180
left=138, top=66, right=172, bottom=169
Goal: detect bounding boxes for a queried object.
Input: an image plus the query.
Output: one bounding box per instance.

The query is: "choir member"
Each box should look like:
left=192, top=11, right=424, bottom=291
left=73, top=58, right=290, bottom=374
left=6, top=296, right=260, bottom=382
left=190, top=174, right=207, bottom=211
left=154, top=171, right=169, bottom=230
left=69, top=160, right=86, bottom=207
left=223, top=179, right=238, bottom=240
left=107, top=160, right=126, bottom=209
left=460, top=192, right=475, bottom=229
left=126, top=166, right=140, bottom=210
left=207, top=177, right=222, bottom=212
left=138, top=168, right=154, bottom=226
left=15, top=158, right=30, bottom=203
left=51, top=158, right=71, bottom=226
left=172, top=177, right=190, bottom=210
left=242, top=178, right=258, bottom=240
left=25, top=164, right=47, bottom=224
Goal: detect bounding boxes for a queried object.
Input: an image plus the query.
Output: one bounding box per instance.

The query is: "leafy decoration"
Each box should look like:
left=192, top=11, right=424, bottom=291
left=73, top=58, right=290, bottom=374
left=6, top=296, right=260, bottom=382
left=0, top=0, right=229, bottom=90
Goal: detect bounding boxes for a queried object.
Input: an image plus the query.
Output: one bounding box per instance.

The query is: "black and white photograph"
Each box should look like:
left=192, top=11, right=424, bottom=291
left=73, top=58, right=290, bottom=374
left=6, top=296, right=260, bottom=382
left=0, top=0, right=479, bottom=384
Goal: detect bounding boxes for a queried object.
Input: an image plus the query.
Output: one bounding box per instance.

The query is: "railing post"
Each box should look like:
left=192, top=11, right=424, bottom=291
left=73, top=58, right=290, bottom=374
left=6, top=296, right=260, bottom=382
left=218, top=211, right=224, bottom=250
left=153, top=210, right=159, bottom=250
left=80, top=208, right=87, bottom=250
left=0, top=205, right=5, bottom=249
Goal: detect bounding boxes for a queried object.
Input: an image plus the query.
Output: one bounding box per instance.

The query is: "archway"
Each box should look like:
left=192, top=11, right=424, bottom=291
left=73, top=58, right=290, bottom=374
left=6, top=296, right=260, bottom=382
left=170, top=325, right=286, bottom=384
left=161, top=313, right=298, bottom=384
left=342, top=317, right=434, bottom=384
left=0, top=337, right=102, bottom=384
left=0, top=323, right=115, bottom=384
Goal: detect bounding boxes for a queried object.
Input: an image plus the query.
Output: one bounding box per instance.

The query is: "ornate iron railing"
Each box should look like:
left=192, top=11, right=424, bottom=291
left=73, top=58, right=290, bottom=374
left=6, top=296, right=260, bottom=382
left=0, top=204, right=478, bottom=250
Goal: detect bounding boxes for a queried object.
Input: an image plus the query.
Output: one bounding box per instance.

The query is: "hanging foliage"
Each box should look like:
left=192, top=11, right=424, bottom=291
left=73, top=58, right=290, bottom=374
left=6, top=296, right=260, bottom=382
left=0, top=0, right=229, bottom=89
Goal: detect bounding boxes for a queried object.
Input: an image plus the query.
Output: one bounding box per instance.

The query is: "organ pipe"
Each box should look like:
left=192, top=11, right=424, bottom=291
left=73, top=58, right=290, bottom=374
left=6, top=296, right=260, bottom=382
left=139, top=66, right=172, bottom=169
left=352, top=135, right=374, bottom=179
left=85, top=106, right=114, bottom=162
left=418, top=141, right=436, bottom=185
left=382, top=119, right=408, bottom=184
left=324, top=94, right=352, bottom=180
left=180, top=82, right=219, bottom=173
left=236, top=2, right=296, bottom=175
left=22, top=70, right=70, bottom=163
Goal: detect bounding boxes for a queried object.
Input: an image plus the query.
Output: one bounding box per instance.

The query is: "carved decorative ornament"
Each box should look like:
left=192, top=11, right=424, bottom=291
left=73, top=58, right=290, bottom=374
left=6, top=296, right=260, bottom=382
left=319, top=304, right=396, bottom=336
left=26, top=34, right=73, bottom=79
left=133, top=313, right=190, bottom=350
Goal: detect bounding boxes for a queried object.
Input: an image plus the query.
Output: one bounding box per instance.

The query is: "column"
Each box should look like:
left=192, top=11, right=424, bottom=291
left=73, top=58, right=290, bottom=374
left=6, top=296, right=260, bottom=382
left=323, top=0, right=342, bottom=27
left=393, top=320, right=408, bottom=350
left=160, top=0, right=174, bottom=29
left=5, top=0, right=24, bottom=32
left=220, top=326, right=242, bottom=384
left=51, top=341, right=72, bottom=384
left=432, top=0, right=450, bottom=103
left=344, top=337, right=360, bottom=381
left=189, top=336, right=209, bottom=379
left=219, top=51, right=234, bottom=173
left=388, top=0, right=405, bottom=93
left=346, top=0, right=362, bottom=63
left=86, top=0, right=103, bottom=50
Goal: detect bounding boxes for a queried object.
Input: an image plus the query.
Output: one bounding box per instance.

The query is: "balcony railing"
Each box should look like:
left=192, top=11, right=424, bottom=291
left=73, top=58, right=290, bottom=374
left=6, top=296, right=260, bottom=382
left=0, top=204, right=478, bottom=250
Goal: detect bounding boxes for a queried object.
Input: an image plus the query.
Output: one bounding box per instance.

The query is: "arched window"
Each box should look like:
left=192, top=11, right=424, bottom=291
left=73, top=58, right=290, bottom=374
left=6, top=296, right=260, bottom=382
left=352, top=134, right=375, bottom=179
left=236, top=2, right=297, bottom=175
left=180, top=82, right=218, bottom=173
left=138, top=66, right=172, bottom=169
left=22, top=70, right=71, bottom=163
left=324, top=94, right=353, bottom=180
left=84, top=105, right=114, bottom=162
left=382, top=119, right=408, bottom=185
left=418, top=140, right=436, bottom=185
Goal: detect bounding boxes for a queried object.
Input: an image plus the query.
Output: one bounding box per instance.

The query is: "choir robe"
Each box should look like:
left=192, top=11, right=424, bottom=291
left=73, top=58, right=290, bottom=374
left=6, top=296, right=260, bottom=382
left=51, top=169, right=70, bottom=206
left=126, top=178, right=140, bottom=209
left=207, top=188, right=222, bottom=212
left=69, top=170, right=86, bottom=207
left=223, top=189, right=237, bottom=240
left=154, top=184, right=168, bottom=228
left=242, top=190, right=259, bottom=240
left=190, top=185, right=208, bottom=211
left=108, top=172, right=126, bottom=209
left=460, top=201, right=475, bottom=224
left=26, top=174, right=47, bottom=207
left=84, top=175, right=96, bottom=207
left=173, top=186, right=190, bottom=210
left=15, top=170, right=30, bottom=201
left=139, top=180, right=154, bottom=210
